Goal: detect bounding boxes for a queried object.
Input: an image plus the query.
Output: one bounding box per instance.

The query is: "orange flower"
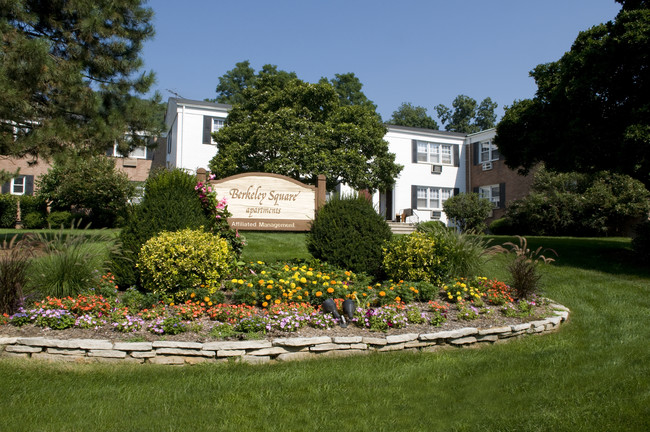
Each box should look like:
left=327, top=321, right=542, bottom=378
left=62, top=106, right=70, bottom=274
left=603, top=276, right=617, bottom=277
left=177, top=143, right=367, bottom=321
left=379, top=291, right=386, bottom=297
left=327, top=287, right=334, bottom=294
left=316, top=291, right=322, bottom=297
left=395, top=296, right=401, bottom=302
left=262, top=301, right=268, bottom=307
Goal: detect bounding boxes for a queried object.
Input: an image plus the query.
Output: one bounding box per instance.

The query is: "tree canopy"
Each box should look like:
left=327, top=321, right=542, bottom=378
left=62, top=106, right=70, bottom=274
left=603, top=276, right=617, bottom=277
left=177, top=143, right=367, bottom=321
left=212, top=61, right=298, bottom=105
left=0, top=0, right=164, bottom=179
left=387, top=103, right=439, bottom=130
left=318, top=72, right=377, bottom=110
left=208, top=75, right=402, bottom=192
left=495, top=2, right=650, bottom=187
left=435, top=95, right=498, bottom=134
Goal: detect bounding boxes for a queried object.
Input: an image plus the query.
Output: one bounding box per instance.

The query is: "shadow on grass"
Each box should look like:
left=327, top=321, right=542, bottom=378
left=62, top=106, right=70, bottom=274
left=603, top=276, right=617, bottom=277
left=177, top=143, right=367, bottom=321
left=485, top=235, right=650, bottom=279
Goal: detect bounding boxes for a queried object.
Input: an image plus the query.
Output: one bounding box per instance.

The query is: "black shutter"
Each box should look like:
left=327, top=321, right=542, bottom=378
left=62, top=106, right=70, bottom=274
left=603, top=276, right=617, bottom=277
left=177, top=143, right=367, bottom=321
left=25, top=176, right=34, bottom=195
left=473, top=142, right=479, bottom=165
left=453, top=188, right=459, bottom=196
left=412, top=140, right=418, bottom=163
left=203, top=116, right=213, bottom=144
left=473, top=186, right=479, bottom=194
left=105, top=146, right=114, bottom=157
left=453, top=145, right=460, bottom=167
left=1, top=182, right=9, bottom=194
left=499, top=183, right=506, bottom=209
left=411, top=185, right=418, bottom=209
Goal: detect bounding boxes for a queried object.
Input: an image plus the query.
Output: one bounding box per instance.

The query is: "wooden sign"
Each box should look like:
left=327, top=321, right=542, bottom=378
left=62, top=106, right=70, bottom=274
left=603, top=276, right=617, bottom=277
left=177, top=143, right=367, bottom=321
left=197, top=170, right=326, bottom=231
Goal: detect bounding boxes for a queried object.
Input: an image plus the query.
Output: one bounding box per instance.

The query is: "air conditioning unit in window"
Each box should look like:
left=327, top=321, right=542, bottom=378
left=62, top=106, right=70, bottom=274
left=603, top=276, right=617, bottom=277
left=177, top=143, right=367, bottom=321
left=431, top=211, right=442, bottom=220
left=431, top=165, right=443, bottom=174
left=481, top=162, right=493, bottom=171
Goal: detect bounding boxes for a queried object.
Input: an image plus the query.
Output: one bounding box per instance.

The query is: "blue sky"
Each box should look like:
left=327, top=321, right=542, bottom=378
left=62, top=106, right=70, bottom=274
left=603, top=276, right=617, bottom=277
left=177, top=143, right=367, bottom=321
left=141, top=0, right=622, bottom=122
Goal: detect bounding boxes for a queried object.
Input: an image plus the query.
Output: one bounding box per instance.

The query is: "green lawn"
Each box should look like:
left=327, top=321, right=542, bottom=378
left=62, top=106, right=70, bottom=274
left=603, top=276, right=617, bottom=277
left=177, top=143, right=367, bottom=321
left=1, top=234, right=648, bottom=431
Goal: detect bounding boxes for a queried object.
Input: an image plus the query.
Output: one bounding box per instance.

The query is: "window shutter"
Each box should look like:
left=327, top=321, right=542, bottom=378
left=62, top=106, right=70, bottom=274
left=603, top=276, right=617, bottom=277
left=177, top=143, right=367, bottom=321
left=203, top=116, right=213, bottom=144
left=25, top=176, right=34, bottom=195
left=453, top=145, right=459, bottom=167
left=412, top=140, right=418, bottom=163
left=473, top=186, right=479, bottom=194
left=411, top=185, right=418, bottom=209
left=105, top=146, right=114, bottom=157
left=1, top=182, right=9, bottom=194
left=499, top=183, right=506, bottom=208
left=473, top=142, right=479, bottom=165
left=453, top=188, right=459, bottom=196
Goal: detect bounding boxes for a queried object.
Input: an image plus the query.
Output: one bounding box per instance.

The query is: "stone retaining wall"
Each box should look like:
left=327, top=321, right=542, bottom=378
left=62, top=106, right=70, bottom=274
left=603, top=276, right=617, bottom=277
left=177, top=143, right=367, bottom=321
left=0, top=304, right=570, bottom=365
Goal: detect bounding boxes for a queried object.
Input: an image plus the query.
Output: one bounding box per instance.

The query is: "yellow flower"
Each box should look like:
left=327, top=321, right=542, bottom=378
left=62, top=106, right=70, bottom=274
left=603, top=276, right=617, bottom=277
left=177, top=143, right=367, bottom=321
left=237, top=279, right=244, bottom=284
left=297, top=295, right=302, bottom=300
left=204, top=297, right=210, bottom=302
left=265, top=294, right=271, bottom=300
left=300, top=277, right=307, bottom=283
left=208, top=301, right=213, bottom=306
left=274, top=299, right=281, bottom=304
left=457, top=296, right=462, bottom=301
left=262, top=301, right=268, bottom=307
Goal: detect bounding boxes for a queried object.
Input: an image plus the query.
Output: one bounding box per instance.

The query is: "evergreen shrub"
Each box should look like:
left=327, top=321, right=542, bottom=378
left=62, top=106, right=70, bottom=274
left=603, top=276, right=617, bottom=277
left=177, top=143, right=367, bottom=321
left=19, top=195, right=47, bottom=220
left=22, top=212, right=45, bottom=229
left=111, top=169, right=214, bottom=288
left=489, top=218, right=515, bottom=235
left=137, top=228, right=232, bottom=299
left=47, top=211, right=73, bottom=228
left=0, top=195, right=18, bottom=228
left=307, top=194, right=392, bottom=279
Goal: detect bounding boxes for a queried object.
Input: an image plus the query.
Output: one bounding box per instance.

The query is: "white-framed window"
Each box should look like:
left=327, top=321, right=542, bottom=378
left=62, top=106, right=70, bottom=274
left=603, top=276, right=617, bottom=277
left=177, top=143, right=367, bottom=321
left=416, top=141, right=454, bottom=165
left=479, top=184, right=501, bottom=208
left=417, top=186, right=454, bottom=210
left=210, top=118, right=224, bottom=144
left=478, top=140, right=499, bottom=163
left=109, top=143, right=147, bottom=159
left=11, top=176, right=25, bottom=195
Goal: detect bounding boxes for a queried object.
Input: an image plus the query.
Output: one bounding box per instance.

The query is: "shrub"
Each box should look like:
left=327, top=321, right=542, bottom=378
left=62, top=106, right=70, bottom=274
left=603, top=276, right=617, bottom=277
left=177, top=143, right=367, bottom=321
left=382, top=231, right=453, bottom=286
left=443, top=192, right=494, bottom=233
left=26, top=225, right=119, bottom=299
left=416, top=222, right=490, bottom=278
left=0, top=235, right=32, bottom=314
left=0, top=194, right=18, bottom=228
left=21, top=212, right=45, bottom=229
left=137, top=228, right=233, bottom=299
left=19, top=195, right=46, bottom=225
left=489, top=218, right=515, bottom=235
left=47, top=211, right=73, bottom=228
left=307, top=194, right=392, bottom=279
left=489, top=236, right=556, bottom=299
left=112, top=168, right=215, bottom=288
left=632, top=220, right=650, bottom=264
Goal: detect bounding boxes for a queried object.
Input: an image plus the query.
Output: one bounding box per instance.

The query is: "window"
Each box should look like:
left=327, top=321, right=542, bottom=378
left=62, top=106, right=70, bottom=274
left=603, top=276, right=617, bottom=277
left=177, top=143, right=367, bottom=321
left=415, top=140, right=454, bottom=165
left=203, top=116, right=225, bottom=145
left=417, top=186, right=454, bottom=209
left=11, top=177, right=25, bottom=195
left=109, top=143, right=147, bottom=159
left=478, top=140, right=499, bottom=163
left=210, top=118, right=224, bottom=145
left=479, top=184, right=501, bottom=208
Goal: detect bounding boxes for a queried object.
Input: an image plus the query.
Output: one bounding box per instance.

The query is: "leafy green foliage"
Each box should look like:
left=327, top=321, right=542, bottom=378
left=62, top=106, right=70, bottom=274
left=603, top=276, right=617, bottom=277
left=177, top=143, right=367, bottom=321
left=318, top=72, right=377, bottom=109
left=0, top=195, right=18, bottom=228
left=111, top=168, right=214, bottom=288
left=37, top=153, right=135, bottom=228
left=416, top=223, right=490, bottom=279
left=26, top=225, right=119, bottom=299
left=211, top=61, right=297, bottom=104
left=495, top=6, right=650, bottom=187
left=382, top=231, right=452, bottom=286
left=307, top=195, right=392, bottom=278
left=137, top=228, right=233, bottom=299
left=435, top=95, right=498, bottom=133
left=21, top=212, right=45, bottom=229
left=442, top=192, right=494, bottom=233
left=504, top=168, right=650, bottom=236
left=0, top=235, right=31, bottom=314
left=387, top=102, right=439, bottom=129
left=47, top=211, right=73, bottom=228
left=19, top=195, right=47, bottom=222
left=209, top=76, right=402, bottom=192
left=0, top=0, right=164, bottom=177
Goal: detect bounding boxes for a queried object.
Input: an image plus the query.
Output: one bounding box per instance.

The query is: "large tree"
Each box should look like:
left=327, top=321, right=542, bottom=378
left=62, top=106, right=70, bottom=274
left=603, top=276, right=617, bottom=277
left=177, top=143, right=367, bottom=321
left=435, top=95, right=498, bottom=134
left=212, top=60, right=297, bottom=104
left=0, top=0, right=163, bottom=180
left=495, top=1, right=650, bottom=187
left=319, top=72, right=376, bottom=110
left=388, top=102, right=439, bottom=130
left=208, top=75, right=402, bottom=192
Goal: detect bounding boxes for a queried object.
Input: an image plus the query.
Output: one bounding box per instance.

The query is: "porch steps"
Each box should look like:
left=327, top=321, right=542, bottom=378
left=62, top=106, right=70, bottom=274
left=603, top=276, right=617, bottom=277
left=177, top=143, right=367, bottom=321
left=387, top=222, right=416, bottom=235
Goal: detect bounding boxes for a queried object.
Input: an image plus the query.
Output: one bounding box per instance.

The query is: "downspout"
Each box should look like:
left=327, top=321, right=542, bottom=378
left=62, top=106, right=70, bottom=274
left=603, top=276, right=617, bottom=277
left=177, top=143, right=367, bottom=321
left=179, top=104, right=185, bottom=169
